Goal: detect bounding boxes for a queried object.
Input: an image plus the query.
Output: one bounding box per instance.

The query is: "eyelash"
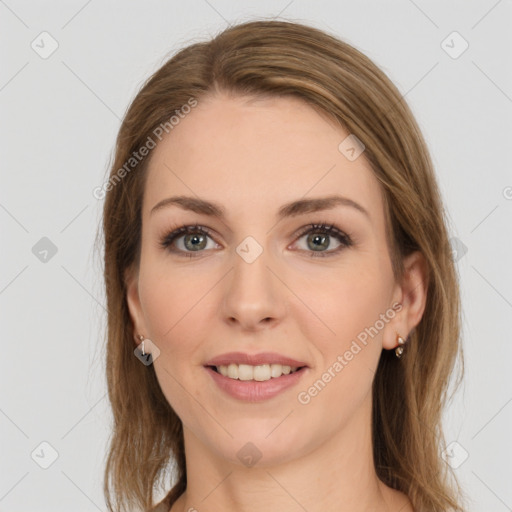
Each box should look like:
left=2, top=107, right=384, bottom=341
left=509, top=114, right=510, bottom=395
left=159, top=221, right=353, bottom=258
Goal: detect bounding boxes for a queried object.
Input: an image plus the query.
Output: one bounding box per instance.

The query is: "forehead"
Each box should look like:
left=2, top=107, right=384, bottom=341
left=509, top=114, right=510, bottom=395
left=143, top=93, right=384, bottom=224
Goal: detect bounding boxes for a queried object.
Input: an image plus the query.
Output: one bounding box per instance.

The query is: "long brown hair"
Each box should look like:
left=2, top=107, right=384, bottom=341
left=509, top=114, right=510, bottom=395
left=99, top=19, right=465, bottom=512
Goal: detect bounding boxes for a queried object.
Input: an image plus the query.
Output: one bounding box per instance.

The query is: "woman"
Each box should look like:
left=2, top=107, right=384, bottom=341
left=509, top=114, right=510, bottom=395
left=100, top=19, right=465, bottom=512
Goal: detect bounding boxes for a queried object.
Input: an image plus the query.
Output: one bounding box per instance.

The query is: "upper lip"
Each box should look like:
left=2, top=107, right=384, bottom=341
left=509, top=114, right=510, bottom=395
left=205, top=352, right=308, bottom=368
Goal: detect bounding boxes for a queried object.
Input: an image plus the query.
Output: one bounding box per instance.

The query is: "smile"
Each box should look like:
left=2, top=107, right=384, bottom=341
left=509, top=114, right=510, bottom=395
left=212, top=363, right=302, bottom=381
left=204, top=365, right=308, bottom=402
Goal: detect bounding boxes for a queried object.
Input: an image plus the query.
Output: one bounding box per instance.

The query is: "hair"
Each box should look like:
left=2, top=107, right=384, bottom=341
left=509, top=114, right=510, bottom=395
left=99, top=18, right=465, bottom=512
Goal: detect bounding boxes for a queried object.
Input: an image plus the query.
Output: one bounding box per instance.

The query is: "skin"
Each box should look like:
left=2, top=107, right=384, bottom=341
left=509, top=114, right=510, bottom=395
left=126, top=92, right=428, bottom=512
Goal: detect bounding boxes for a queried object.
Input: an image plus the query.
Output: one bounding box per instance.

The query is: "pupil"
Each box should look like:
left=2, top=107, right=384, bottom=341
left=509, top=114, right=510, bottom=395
left=309, top=234, right=328, bottom=251
left=185, top=234, right=206, bottom=251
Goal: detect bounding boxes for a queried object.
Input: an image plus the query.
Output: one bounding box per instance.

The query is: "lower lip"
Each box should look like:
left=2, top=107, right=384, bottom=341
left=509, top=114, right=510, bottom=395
left=205, top=366, right=307, bottom=402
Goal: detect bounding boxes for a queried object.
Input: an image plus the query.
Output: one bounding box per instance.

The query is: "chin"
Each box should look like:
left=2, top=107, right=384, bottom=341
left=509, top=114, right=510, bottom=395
left=209, top=419, right=316, bottom=468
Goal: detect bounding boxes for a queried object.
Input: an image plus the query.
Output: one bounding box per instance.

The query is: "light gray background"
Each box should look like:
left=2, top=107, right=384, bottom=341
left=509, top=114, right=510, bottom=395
left=1, top=1, right=511, bottom=511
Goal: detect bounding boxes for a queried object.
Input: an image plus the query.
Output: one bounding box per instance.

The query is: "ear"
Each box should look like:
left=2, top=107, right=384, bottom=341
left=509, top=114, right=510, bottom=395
left=382, top=250, right=429, bottom=351
left=124, top=265, right=148, bottom=348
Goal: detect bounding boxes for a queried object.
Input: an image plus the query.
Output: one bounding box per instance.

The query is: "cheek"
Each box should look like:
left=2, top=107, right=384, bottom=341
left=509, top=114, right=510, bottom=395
left=298, top=264, right=392, bottom=404
left=138, top=260, right=216, bottom=426
left=137, top=252, right=223, bottom=393
left=302, top=262, right=390, bottom=343
left=138, top=250, right=211, bottom=347
left=293, top=271, right=389, bottom=432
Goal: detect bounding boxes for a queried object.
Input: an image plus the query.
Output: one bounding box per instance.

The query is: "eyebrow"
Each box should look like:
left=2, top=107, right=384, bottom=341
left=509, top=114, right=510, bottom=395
left=150, top=194, right=370, bottom=220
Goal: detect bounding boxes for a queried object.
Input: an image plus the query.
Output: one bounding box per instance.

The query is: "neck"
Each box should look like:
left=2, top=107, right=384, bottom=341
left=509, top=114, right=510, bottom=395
left=171, top=396, right=409, bottom=512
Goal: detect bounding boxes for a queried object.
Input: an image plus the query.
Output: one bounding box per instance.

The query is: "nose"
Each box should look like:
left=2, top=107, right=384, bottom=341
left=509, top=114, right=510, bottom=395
left=221, top=242, right=286, bottom=331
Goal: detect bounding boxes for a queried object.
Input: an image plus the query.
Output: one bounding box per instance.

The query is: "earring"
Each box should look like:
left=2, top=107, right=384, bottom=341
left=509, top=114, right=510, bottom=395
left=137, top=334, right=146, bottom=355
left=395, top=334, right=406, bottom=358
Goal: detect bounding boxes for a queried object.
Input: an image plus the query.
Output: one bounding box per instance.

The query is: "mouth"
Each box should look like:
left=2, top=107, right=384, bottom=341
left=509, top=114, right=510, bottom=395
left=204, top=364, right=308, bottom=402
left=206, top=363, right=307, bottom=382
left=203, top=352, right=310, bottom=401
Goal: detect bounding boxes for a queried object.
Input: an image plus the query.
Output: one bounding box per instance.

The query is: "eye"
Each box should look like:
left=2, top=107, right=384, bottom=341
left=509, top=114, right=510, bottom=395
left=159, top=221, right=353, bottom=258
left=159, top=224, right=219, bottom=257
left=292, top=222, right=353, bottom=257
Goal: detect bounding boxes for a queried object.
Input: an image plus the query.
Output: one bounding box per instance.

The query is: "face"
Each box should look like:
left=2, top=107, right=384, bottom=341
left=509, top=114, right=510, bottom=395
left=126, top=93, right=409, bottom=467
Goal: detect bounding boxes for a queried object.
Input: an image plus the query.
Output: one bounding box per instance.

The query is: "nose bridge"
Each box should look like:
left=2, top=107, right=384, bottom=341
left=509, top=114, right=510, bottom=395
left=221, top=234, right=285, bottom=328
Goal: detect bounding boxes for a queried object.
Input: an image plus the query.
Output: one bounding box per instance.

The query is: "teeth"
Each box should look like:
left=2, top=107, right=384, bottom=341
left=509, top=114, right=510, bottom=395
left=215, top=363, right=300, bottom=381
left=227, top=363, right=238, bottom=379
left=238, top=364, right=253, bottom=381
